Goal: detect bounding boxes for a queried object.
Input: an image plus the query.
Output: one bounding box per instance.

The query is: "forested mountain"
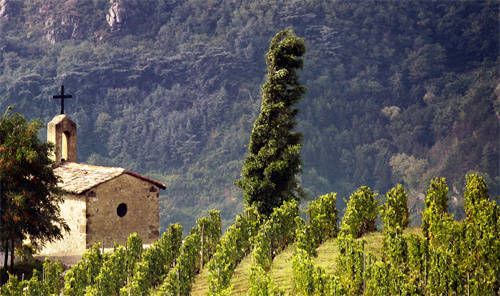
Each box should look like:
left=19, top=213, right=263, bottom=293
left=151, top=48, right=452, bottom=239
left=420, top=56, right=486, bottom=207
left=0, top=0, right=498, bottom=232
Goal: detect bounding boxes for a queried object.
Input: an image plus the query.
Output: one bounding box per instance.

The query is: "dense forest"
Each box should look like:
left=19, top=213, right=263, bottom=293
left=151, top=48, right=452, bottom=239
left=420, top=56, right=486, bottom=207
left=0, top=0, right=498, bottom=231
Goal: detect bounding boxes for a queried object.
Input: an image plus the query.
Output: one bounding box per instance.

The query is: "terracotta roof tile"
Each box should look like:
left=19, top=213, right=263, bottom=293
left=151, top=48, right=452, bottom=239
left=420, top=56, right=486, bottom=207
left=53, top=162, right=165, bottom=194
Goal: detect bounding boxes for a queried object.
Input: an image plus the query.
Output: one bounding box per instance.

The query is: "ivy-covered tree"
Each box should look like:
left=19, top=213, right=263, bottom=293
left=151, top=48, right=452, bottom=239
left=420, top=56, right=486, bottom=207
left=235, top=30, right=306, bottom=216
left=0, top=106, right=68, bottom=272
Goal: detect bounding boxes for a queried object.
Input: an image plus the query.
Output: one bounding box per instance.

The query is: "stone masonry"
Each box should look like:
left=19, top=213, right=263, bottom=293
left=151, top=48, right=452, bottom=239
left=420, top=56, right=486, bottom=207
left=38, top=113, right=165, bottom=262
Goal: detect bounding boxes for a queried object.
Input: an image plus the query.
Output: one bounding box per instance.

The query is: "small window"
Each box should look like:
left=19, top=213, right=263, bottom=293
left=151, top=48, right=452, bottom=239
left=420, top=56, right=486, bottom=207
left=117, top=203, right=127, bottom=217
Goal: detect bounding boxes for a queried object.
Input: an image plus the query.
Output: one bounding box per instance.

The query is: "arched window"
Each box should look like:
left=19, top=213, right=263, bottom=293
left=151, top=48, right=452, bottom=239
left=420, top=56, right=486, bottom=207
left=62, top=131, right=70, bottom=160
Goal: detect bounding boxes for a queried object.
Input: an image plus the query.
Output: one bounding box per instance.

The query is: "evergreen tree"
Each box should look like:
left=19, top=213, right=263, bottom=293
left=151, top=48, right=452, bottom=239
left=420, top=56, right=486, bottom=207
left=0, top=107, right=69, bottom=271
left=235, top=30, right=306, bottom=216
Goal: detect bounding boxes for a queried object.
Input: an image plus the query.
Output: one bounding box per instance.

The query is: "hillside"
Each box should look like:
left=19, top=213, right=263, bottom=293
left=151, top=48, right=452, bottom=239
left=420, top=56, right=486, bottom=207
left=190, top=228, right=422, bottom=295
left=0, top=0, right=498, bottom=232
left=1, top=174, right=498, bottom=294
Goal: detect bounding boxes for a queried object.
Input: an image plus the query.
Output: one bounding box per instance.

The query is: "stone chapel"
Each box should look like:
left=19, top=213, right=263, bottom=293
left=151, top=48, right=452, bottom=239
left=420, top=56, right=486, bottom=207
left=38, top=113, right=165, bottom=260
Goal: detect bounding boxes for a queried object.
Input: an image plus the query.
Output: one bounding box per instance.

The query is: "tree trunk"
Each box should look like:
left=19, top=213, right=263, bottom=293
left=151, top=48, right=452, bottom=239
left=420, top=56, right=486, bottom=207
left=9, top=235, right=14, bottom=273
left=0, top=182, right=6, bottom=271
left=3, top=239, right=8, bottom=271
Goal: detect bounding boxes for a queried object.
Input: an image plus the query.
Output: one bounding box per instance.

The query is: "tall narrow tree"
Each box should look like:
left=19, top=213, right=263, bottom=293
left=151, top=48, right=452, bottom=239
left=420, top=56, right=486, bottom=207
left=236, top=30, right=306, bottom=216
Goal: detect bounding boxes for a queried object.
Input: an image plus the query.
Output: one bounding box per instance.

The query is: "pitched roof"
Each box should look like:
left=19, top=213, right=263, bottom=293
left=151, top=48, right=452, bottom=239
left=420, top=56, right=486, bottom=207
left=53, top=162, right=166, bottom=194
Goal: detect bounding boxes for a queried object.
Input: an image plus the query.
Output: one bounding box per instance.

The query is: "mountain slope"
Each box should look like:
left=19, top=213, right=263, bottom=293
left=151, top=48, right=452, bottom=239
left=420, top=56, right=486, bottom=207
left=0, top=0, right=498, bottom=231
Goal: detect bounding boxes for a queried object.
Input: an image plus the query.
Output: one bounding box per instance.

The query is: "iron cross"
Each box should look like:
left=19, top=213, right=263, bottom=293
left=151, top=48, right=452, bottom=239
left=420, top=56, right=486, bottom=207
left=53, top=85, right=72, bottom=114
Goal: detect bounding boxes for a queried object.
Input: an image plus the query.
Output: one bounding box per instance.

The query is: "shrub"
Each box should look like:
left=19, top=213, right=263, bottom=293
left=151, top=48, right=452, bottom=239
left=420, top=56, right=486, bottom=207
left=340, top=186, right=378, bottom=238
left=306, top=192, right=339, bottom=244
left=380, top=184, right=409, bottom=233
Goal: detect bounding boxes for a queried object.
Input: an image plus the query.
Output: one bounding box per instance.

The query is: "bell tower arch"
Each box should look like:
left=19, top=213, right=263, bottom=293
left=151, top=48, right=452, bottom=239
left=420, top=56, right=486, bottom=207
left=47, top=114, right=77, bottom=164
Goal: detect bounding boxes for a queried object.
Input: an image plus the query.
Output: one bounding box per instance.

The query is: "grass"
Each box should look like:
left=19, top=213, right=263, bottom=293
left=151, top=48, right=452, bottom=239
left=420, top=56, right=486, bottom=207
left=190, top=227, right=422, bottom=295
left=229, top=253, right=253, bottom=295
left=269, top=244, right=296, bottom=293
left=191, top=266, right=209, bottom=296
left=313, top=237, right=341, bottom=275
left=191, top=252, right=254, bottom=296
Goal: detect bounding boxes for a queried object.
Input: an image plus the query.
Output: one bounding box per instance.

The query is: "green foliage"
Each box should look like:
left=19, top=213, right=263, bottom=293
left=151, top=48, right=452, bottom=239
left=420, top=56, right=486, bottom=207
left=418, top=178, right=464, bottom=295
left=421, top=177, right=451, bottom=241
left=335, top=233, right=366, bottom=295
left=86, top=246, right=127, bottom=296
left=2, top=176, right=497, bottom=295
left=380, top=184, right=409, bottom=233
left=389, top=154, right=428, bottom=193
left=248, top=265, right=282, bottom=296
left=196, top=209, right=222, bottom=270
left=207, top=206, right=261, bottom=295
left=461, top=174, right=500, bottom=295
left=405, top=234, right=427, bottom=293
left=291, top=248, right=331, bottom=296
left=295, top=217, right=317, bottom=257
left=125, top=233, right=143, bottom=274
left=295, top=192, right=339, bottom=257
left=157, top=211, right=222, bottom=295
left=340, top=186, right=379, bottom=238
left=157, top=231, right=200, bottom=296
left=251, top=200, right=299, bottom=270
left=306, top=192, right=339, bottom=244
left=43, top=258, right=64, bottom=295
left=247, top=200, right=299, bottom=294
left=208, top=175, right=498, bottom=295
left=14, top=244, right=35, bottom=263
left=122, top=223, right=183, bottom=295
left=377, top=185, right=412, bottom=294
left=0, top=273, right=25, bottom=295
left=0, top=107, right=69, bottom=270
left=0, top=0, right=498, bottom=233
left=235, top=29, right=306, bottom=216
left=364, top=260, right=390, bottom=296
left=56, top=228, right=185, bottom=296
left=63, top=243, right=103, bottom=296
left=25, top=270, right=48, bottom=296
left=0, top=259, right=64, bottom=296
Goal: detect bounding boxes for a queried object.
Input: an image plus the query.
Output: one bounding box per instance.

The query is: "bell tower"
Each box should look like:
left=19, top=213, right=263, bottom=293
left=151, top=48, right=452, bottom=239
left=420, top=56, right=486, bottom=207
left=47, top=114, right=77, bottom=164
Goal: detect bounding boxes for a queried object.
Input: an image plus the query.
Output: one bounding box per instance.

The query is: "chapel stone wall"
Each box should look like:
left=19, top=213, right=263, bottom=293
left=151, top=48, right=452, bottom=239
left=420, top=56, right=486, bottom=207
left=85, top=174, right=160, bottom=248
left=38, top=195, right=87, bottom=256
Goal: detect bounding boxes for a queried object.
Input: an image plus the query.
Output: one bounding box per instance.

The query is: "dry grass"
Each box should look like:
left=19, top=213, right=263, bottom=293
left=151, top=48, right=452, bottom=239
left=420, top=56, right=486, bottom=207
left=191, top=266, right=210, bottom=296
left=229, top=254, right=253, bottom=295
left=313, top=237, right=341, bottom=275
left=190, top=254, right=254, bottom=296
left=269, top=244, right=297, bottom=294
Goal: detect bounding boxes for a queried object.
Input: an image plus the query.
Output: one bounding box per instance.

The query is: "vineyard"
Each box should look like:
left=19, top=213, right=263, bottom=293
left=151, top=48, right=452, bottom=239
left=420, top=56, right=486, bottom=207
left=1, top=174, right=498, bottom=295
